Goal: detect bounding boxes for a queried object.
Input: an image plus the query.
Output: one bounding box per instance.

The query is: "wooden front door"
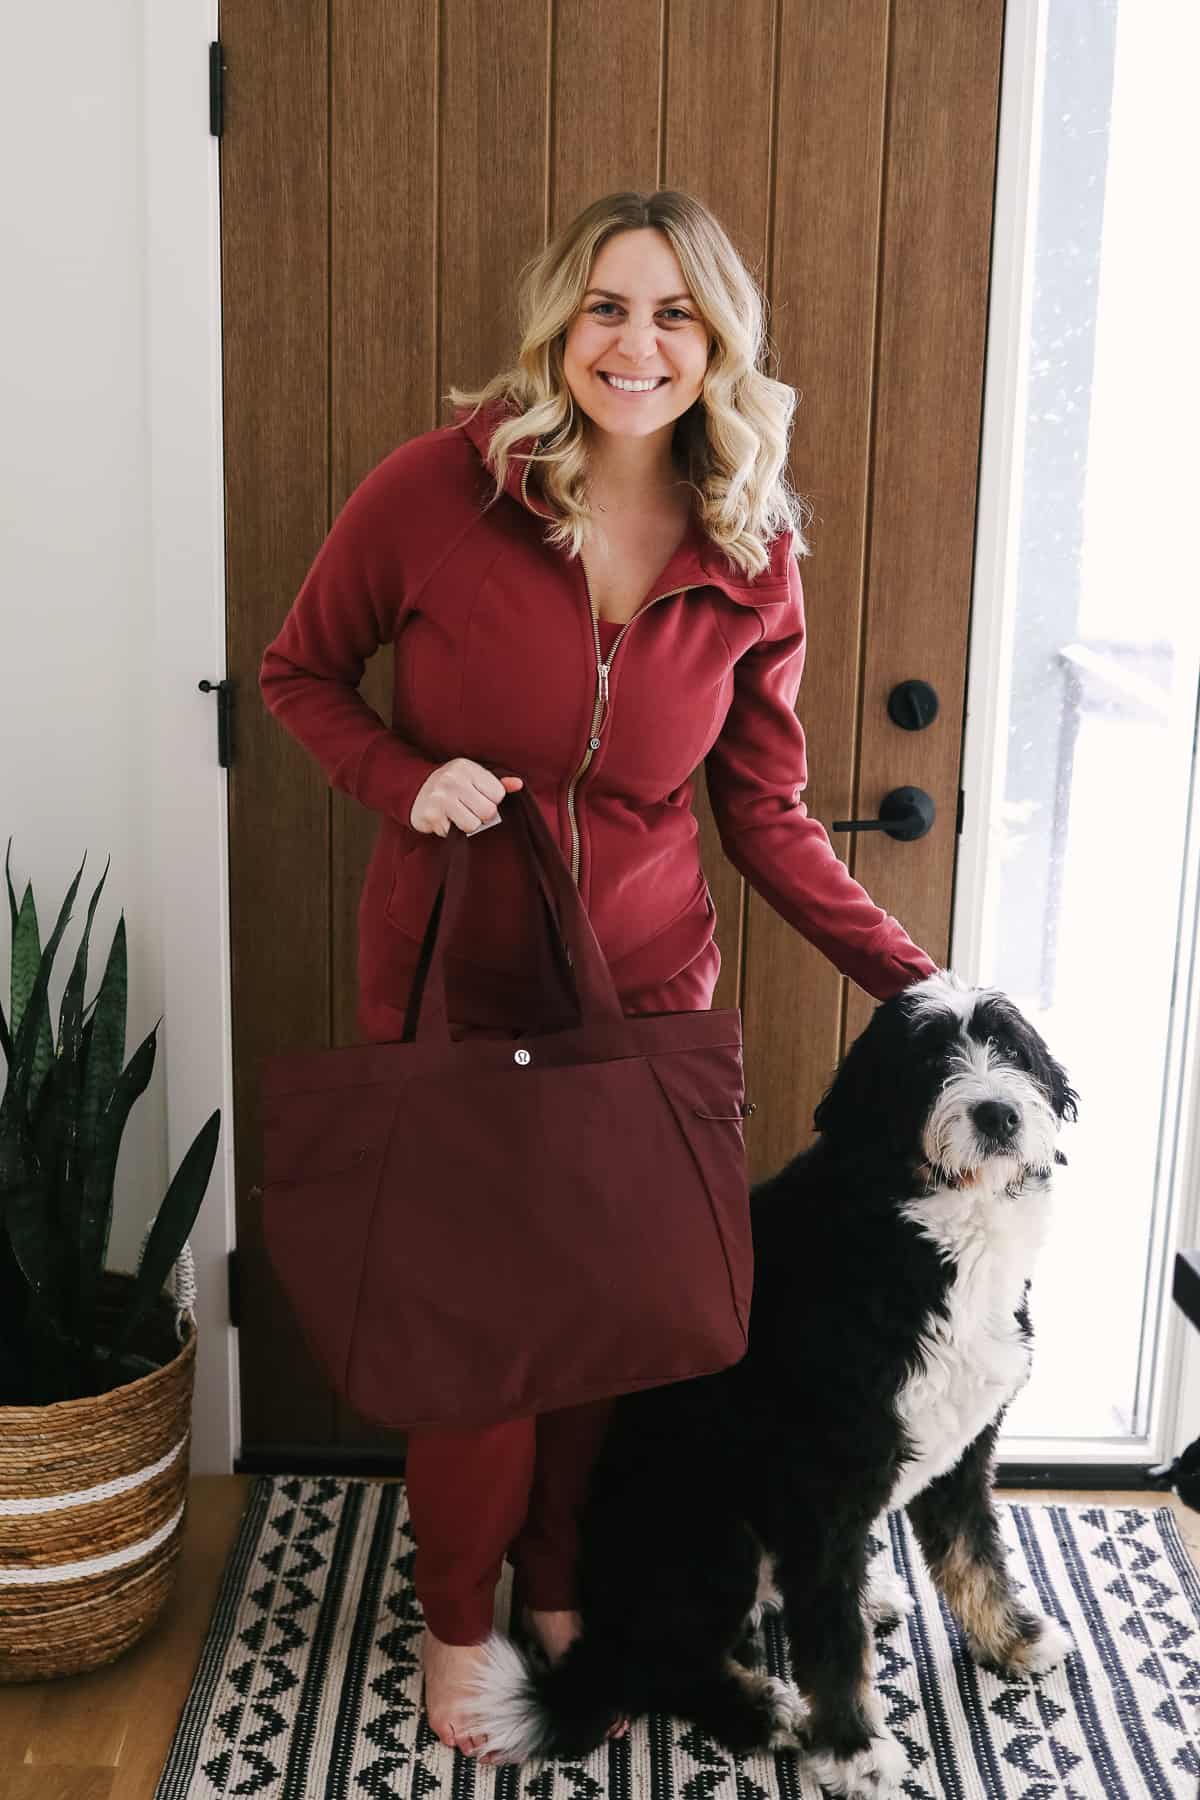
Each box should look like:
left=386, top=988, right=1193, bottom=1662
left=220, top=1, right=1003, bottom=1464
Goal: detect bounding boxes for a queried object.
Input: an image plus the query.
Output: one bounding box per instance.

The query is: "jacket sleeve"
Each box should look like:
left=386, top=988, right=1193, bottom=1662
left=258, top=445, right=444, bottom=838
left=704, top=549, right=940, bottom=1001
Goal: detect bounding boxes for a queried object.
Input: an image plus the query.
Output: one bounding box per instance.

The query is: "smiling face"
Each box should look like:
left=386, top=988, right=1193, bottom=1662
left=562, top=227, right=710, bottom=443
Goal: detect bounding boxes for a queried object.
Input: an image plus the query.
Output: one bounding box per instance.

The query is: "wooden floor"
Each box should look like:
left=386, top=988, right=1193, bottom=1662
left=0, top=1476, right=1196, bottom=1800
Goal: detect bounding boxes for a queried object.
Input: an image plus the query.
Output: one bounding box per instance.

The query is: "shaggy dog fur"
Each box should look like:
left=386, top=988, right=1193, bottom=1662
left=459, top=970, right=1080, bottom=1798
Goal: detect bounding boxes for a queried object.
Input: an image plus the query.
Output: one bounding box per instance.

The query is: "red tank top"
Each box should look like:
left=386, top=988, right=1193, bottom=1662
left=596, top=617, right=622, bottom=661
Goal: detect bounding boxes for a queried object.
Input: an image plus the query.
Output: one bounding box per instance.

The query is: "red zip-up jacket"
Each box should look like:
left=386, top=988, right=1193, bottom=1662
left=259, top=395, right=938, bottom=1041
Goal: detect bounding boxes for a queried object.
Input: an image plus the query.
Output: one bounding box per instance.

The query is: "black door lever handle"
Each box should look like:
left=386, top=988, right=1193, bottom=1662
left=832, top=786, right=935, bottom=842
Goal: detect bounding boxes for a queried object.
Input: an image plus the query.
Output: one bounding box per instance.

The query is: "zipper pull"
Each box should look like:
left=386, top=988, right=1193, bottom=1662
left=598, top=662, right=610, bottom=709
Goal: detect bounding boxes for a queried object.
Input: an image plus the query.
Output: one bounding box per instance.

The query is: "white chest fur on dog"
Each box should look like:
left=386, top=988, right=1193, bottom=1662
left=887, top=1172, right=1053, bottom=1511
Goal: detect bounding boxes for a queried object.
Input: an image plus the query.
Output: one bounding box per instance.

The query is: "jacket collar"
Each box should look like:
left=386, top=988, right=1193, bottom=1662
left=455, top=396, right=791, bottom=605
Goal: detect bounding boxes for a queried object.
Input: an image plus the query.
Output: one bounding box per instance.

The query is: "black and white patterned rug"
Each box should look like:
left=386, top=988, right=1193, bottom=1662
left=154, top=1476, right=1200, bottom=1799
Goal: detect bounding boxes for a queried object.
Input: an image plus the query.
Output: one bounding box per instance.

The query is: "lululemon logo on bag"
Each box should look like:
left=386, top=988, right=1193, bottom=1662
left=514, top=1049, right=531, bottom=1065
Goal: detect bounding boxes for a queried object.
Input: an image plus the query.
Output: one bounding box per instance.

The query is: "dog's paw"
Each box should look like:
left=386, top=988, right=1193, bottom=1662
left=1001, top=1614, right=1075, bottom=1675
left=805, top=1730, right=908, bottom=1798
left=863, top=1563, right=913, bottom=1626
left=763, top=1677, right=808, bottom=1748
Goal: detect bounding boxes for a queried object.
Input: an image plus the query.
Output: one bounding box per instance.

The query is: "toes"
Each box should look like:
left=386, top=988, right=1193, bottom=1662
left=439, top=1722, right=481, bottom=1756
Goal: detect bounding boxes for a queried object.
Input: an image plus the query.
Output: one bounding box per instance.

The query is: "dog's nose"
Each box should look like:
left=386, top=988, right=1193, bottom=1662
left=972, top=1099, right=1020, bottom=1141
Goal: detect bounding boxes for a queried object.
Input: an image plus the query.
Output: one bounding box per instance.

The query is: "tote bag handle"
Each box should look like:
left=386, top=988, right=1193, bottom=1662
left=403, top=780, right=624, bottom=1044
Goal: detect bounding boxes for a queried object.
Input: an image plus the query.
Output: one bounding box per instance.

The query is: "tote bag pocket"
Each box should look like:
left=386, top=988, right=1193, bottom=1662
left=260, top=1082, right=401, bottom=1399
left=646, top=1052, right=753, bottom=1337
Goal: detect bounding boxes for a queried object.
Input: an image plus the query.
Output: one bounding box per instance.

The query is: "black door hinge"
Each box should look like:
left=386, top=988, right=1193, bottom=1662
left=228, top=1248, right=241, bottom=1329
left=199, top=678, right=234, bottom=767
left=210, top=42, right=226, bottom=138
left=956, top=788, right=965, bottom=834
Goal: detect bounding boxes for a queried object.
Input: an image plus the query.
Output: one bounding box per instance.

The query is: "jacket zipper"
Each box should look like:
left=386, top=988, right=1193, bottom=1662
left=565, top=569, right=707, bottom=886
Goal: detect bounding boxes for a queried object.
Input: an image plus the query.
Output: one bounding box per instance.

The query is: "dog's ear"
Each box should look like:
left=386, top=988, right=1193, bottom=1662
left=812, top=995, right=916, bottom=1151
left=1048, top=1060, right=1080, bottom=1124
left=1016, top=1011, right=1079, bottom=1124
left=977, top=987, right=1080, bottom=1126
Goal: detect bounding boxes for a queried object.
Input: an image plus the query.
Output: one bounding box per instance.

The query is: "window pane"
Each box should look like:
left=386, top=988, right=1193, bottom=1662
left=972, top=0, right=1200, bottom=1441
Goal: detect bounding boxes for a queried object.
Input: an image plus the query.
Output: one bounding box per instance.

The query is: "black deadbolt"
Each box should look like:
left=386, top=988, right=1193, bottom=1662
left=887, top=679, right=939, bottom=731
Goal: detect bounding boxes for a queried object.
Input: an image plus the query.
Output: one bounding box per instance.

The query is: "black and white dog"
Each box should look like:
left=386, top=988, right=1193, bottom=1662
left=460, top=970, right=1080, bottom=1797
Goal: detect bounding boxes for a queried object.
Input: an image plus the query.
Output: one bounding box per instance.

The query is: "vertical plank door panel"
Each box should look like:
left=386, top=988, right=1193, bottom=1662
left=845, top=0, right=1004, bottom=1045
left=742, top=0, right=892, bottom=1178
left=329, top=0, right=441, bottom=1448
left=660, top=1, right=777, bottom=1038
left=221, top=0, right=335, bottom=1447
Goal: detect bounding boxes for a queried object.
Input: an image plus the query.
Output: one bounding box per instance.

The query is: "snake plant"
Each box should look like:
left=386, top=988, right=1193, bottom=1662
left=0, top=839, right=220, bottom=1403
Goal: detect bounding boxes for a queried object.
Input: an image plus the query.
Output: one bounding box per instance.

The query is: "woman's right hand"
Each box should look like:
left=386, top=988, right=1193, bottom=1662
left=409, top=759, right=524, bottom=837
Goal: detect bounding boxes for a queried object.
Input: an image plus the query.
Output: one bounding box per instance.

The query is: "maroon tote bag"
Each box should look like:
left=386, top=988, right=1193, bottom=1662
left=258, top=783, right=753, bottom=1431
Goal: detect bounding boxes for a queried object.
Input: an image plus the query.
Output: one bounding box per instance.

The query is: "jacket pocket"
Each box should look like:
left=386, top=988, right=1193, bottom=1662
left=382, top=812, right=547, bottom=979
left=645, top=1051, right=753, bottom=1339
left=607, top=877, right=718, bottom=997
left=384, top=830, right=437, bottom=939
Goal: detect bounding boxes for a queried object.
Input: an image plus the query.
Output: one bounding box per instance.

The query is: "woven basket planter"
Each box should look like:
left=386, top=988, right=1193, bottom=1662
left=0, top=1268, right=196, bottom=1682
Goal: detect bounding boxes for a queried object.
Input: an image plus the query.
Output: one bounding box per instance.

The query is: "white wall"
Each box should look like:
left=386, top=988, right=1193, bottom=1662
left=0, top=1, right=235, bottom=1469
left=1, top=4, right=162, bottom=1264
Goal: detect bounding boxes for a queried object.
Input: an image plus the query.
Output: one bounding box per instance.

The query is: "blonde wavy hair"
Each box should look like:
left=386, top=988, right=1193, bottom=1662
left=445, top=190, right=812, bottom=582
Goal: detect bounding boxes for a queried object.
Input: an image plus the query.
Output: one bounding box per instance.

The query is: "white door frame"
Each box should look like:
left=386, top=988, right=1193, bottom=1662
left=145, top=1, right=238, bottom=1473
left=957, top=0, right=1200, bottom=1472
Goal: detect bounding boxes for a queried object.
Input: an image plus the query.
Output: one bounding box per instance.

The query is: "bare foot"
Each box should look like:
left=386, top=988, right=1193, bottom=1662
left=521, top=1608, right=629, bottom=1742
left=422, top=1627, right=494, bottom=1755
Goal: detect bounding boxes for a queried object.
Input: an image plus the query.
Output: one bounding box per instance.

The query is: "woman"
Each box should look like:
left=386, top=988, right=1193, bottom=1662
left=259, top=189, right=939, bottom=1757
